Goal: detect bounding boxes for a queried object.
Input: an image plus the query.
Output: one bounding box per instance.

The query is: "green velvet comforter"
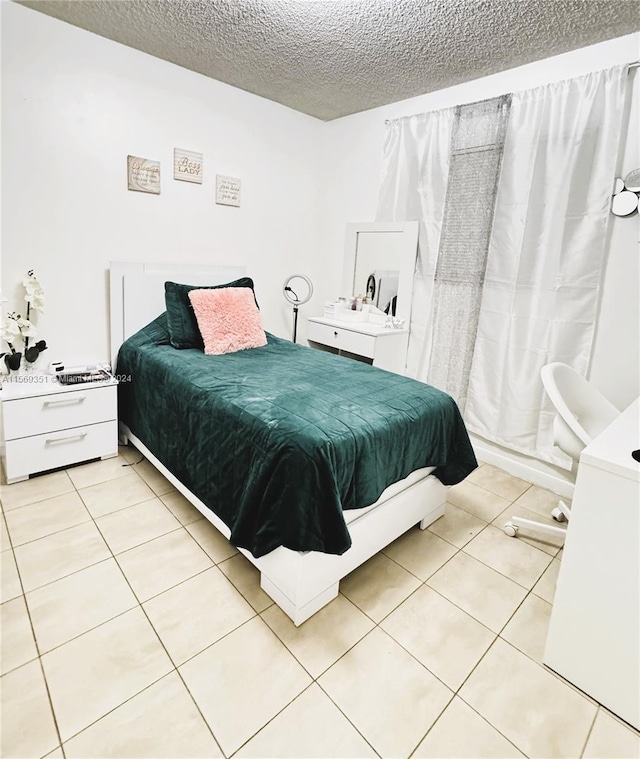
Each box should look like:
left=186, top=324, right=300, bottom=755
left=117, top=315, right=477, bottom=557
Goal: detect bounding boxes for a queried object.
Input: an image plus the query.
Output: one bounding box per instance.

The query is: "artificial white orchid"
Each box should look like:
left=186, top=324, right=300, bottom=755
left=23, top=270, right=45, bottom=313
left=1, top=271, right=47, bottom=372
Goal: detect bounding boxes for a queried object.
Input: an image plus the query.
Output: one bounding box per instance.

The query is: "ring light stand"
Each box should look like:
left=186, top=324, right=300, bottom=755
left=282, top=274, right=313, bottom=343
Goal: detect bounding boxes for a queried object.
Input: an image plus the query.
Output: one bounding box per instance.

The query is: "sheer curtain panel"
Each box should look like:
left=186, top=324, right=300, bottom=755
left=464, top=66, right=627, bottom=464
left=378, top=66, right=628, bottom=465
left=377, top=108, right=454, bottom=380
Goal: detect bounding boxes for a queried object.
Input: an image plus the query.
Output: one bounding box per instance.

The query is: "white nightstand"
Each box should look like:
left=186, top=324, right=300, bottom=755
left=1, top=374, right=118, bottom=484
left=307, top=317, right=409, bottom=374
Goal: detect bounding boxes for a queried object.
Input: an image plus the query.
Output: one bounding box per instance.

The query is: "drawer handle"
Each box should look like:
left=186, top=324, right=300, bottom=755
left=43, top=397, right=86, bottom=408
left=45, top=432, right=88, bottom=445
left=334, top=331, right=338, bottom=337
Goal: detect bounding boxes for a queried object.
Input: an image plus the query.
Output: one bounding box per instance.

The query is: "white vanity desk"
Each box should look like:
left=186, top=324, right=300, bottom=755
left=307, top=317, right=409, bottom=374
left=308, top=220, right=419, bottom=376
left=544, top=398, right=640, bottom=730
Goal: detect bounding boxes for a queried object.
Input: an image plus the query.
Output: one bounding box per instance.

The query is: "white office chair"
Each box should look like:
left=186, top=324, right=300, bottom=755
left=504, top=362, right=620, bottom=542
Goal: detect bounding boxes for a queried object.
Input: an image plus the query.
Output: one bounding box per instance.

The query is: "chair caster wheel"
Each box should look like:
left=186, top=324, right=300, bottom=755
left=504, top=523, right=518, bottom=538
left=551, top=507, right=566, bottom=522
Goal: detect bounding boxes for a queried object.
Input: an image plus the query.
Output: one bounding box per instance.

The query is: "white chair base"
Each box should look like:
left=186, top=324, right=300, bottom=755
left=504, top=500, right=571, bottom=542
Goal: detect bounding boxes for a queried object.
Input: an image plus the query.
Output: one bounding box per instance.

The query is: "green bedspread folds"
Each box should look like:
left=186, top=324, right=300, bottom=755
left=117, top=314, right=477, bottom=557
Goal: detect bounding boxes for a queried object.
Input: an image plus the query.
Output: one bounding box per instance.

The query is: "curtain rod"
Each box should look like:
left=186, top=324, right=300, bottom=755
left=384, top=61, right=640, bottom=124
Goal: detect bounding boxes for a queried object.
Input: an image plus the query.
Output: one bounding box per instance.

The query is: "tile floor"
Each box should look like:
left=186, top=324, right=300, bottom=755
left=1, top=451, right=639, bottom=759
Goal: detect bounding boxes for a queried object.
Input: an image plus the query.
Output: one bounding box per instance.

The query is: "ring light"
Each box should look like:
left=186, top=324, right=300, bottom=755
left=282, top=274, right=313, bottom=342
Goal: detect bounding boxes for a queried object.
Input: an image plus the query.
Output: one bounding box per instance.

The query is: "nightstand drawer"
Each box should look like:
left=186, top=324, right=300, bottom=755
left=3, top=421, right=118, bottom=482
left=307, top=322, right=376, bottom=359
left=2, top=385, right=117, bottom=440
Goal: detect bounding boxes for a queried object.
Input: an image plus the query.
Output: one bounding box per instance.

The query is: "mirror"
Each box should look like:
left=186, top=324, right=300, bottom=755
left=343, top=222, right=419, bottom=323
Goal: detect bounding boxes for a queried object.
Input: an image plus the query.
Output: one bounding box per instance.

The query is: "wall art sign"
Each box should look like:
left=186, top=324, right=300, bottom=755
left=127, top=155, right=161, bottom=194
left=174, top=148, right=203, bottom=184
left=215, top=175, right=241, bottom=207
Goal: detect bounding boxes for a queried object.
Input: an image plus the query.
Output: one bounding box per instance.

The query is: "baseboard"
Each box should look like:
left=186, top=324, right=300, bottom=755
left=470, top=433, right=574, bottom=499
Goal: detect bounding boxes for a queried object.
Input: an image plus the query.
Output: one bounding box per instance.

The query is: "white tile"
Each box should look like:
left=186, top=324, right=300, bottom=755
left=447, top=479, right=512, bottom=522
left=383, top=526, right=457, bottom=580
left=262, top=594, right=374, bottom=678
left=381, top=585, right=495, bottom=690
left=0, top=660, right=59, bottom=759
left=27, top=559, right=138, bottom=653
left=15, top=521, right=111, bottom=593
left=428, top=503, right=486, bottom=548
left=513, top=485, right=564, bottom=519
left=143, top=567, right=254, bottom=665
left=427, top=551, right=527, bottom=633
left=186, top=518, right=238, bottom=563
left=319, top=628, right=452, bottom=758
left=463, top=525, right=552, bottom=589
left=460, top=638, right=597, bottom=758
left=340, top=552, right=421, bottom=622
left=119, top=444, right=142, bottom=464
left=131, top=458, right=176, bottom=496
left=4, top=491, right=90, bottom=546
left=501, top=593, right=552, bottom=663
left=532, top=556, right=561, bottom=603
left=180, top=616, right=311, bottom=755
left=218, top=553, right=273, bottom=612
left=0, top=470, right=74, bottom=511
left=116, top=528, right=213, bottom=601
left=42, top=607, right=173, bottom=742
left=467, top=464, right=531, bottom=502
left=66, top=454, right=132, bottom=490
left=414, top=696, right=524, bottom=758
left=1, top=549, right=22, bottom=603
left=583, top=708, right=640, bottom=758
left=96, top=497, right=181, bottom=554
left=236, top=684, right=377, bottom=758
left=160, top=491, right=202, bottom=525
left=78, top=472, right=155, bottom=518
left=0, top=511, right=11, bottom=551
left=1, top=595, right=38, bottom=675
left=64, top=672, right=222, bottom=758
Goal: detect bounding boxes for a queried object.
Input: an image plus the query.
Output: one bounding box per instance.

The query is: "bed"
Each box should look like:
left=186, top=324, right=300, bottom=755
left=110, top=262, right=477, bottom=624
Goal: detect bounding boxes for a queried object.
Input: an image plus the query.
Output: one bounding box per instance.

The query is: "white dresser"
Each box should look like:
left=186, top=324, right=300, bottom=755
left=1, top=374, right=118, bottom=483
left=307, top=317, right=409, bottom=375
left=544, top=398, right=640, bottom=730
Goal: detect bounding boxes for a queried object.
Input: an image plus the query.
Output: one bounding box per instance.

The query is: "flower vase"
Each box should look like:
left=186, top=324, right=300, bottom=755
left=22, top=357, right=39, bottom=374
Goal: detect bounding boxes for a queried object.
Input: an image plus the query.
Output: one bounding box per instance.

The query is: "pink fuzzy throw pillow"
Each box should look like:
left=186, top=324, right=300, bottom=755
left=188, top=287, right=267, bottom=355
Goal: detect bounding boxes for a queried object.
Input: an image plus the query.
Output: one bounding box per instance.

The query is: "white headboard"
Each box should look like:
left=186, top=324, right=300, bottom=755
left=109, top=262, right=246, bottom=368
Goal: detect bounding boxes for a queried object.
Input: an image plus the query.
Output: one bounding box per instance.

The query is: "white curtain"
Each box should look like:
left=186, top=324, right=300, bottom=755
left=378, top=66, right=628, bottom=465
left=377, top=108, right=454, bottom=379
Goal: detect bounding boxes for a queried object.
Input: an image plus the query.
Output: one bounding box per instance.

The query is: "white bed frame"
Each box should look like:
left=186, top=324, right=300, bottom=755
left=110, top=262, right=448, bottom=625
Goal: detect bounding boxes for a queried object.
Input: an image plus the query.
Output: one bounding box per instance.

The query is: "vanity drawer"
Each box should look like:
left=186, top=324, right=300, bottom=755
left=4, top=421, right=118, bottom=482
left=2, top=385, right=117, bottom=441
left=308, top=322, right=376, bottom=359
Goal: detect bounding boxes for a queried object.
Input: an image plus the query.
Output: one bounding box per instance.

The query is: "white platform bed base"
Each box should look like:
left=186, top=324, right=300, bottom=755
left=110, top=261, right=448, bottom=625
left=120, top=423, right=446, bottom=625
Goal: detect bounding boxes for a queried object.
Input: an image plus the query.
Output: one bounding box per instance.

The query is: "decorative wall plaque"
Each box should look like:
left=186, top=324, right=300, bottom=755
left=174, top=148, right=203, bottom=184
left=127, top=155, right=161, bottom=194
left=215, top=175, right=241, bottom=207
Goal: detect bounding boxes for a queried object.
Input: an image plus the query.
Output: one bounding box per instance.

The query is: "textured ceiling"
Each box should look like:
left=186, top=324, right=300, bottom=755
left=18, top=0, right=640, bottom=120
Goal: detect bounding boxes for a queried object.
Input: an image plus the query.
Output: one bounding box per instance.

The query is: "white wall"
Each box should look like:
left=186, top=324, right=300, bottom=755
left=317, top=34, right=640, bottom=492
left=1, top=1, right=325, bottom=366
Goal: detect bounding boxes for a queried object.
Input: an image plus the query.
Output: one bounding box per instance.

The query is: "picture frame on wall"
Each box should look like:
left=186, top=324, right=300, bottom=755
left=174, top=148, right=203, bottom=184
left=215, top=174, right=241, bottom=207
left=127, top=155, right=161, bottom=194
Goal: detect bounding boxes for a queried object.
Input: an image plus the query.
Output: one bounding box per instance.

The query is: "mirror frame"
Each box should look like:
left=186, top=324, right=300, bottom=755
left=342, top=221, right=419, bottom=323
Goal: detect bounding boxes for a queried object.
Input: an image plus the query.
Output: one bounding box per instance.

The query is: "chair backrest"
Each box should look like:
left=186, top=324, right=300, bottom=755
left=541, top=363, right=620, bottom=461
